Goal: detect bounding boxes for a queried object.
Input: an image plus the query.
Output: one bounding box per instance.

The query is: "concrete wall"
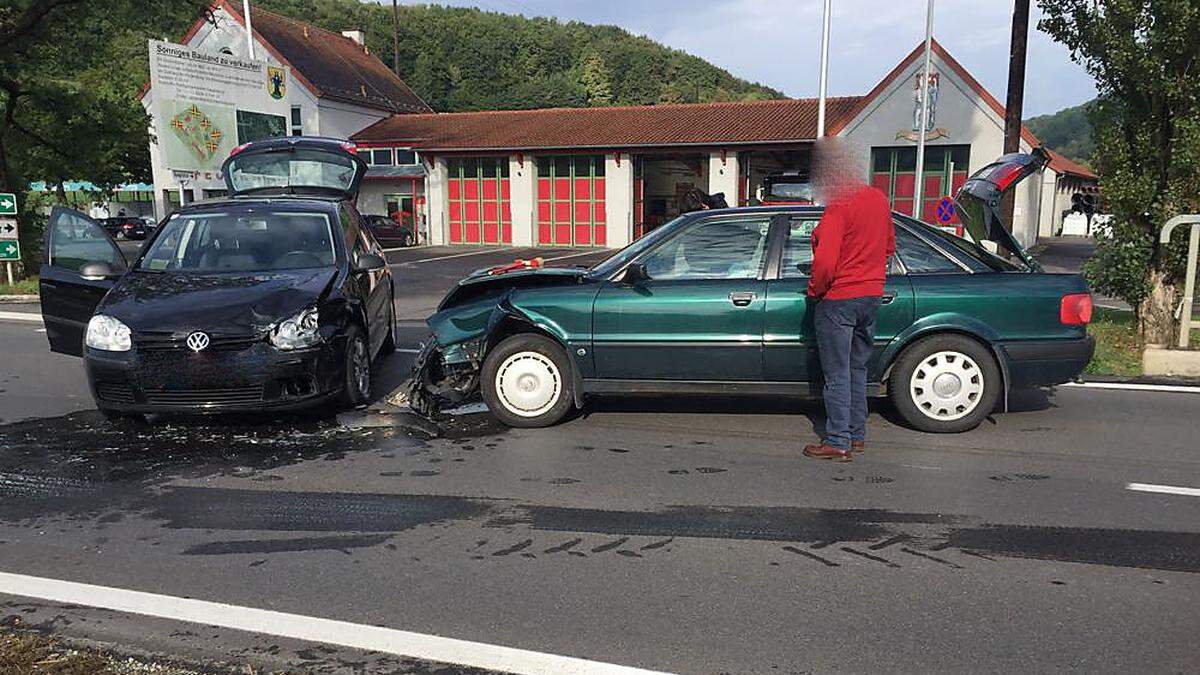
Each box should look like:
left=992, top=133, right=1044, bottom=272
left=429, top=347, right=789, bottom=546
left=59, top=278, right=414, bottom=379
left=426, top=158, right=449, bottom=246
left=606, top=153, right=634, bottom=248
left=707, top=151, right=739, bottom=206
left=509, top=155, right=536, bottom=247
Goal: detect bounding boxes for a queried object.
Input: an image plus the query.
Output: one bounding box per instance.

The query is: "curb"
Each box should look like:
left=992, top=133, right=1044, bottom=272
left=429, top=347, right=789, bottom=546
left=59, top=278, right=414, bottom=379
left=0, top=295, right=37, bottom=304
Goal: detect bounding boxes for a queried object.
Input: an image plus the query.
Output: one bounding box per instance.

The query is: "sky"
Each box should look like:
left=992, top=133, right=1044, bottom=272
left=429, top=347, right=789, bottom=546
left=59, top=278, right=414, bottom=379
left=393, top=0, right=1097, bottom=117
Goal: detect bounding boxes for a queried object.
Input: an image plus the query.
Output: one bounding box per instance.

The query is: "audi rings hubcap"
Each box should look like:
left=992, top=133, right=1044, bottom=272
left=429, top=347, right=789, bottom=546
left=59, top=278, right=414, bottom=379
left=909, top=350, right=984, bottom=421
left=495, top=351, right=561, bottom=417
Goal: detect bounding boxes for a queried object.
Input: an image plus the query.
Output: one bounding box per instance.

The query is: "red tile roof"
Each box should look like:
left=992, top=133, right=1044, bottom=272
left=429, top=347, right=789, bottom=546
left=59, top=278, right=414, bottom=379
left=352, top=96, right=864, bottom=151
left=1045, top=148, right=1098, bottom=180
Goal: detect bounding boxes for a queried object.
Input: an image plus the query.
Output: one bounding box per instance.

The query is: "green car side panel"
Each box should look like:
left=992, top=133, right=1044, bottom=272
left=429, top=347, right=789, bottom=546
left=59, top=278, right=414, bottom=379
left=592, top=278, right=767, bottom=380
left=763, top=276, right=915, bottom=382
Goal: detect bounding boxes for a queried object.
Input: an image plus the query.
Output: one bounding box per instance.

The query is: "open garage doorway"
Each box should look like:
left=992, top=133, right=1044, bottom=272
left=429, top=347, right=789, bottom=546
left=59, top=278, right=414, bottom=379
left=633, top=154, right=709, bottom=239
left=739, top=147, right=812, bottom=206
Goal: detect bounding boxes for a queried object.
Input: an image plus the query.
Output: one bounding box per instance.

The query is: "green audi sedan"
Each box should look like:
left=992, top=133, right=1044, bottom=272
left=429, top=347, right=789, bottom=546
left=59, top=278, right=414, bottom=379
left=407, top=150, right=1094, bottom=433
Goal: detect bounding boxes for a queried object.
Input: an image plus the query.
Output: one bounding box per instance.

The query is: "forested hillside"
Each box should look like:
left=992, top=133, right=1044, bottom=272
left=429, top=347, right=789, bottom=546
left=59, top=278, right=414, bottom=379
left=1025, top=99, right=1096, bottom=167
left=255, top=0, right=782, bottom=111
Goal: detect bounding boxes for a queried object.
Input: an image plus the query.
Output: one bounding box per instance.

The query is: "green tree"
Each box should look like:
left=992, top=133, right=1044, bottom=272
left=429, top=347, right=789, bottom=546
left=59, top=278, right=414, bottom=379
left=0, top=0, right=205, bottom=273
left=1039, top=0, right=1200, bottom=344
left=580, top=52, right=614, bottom=106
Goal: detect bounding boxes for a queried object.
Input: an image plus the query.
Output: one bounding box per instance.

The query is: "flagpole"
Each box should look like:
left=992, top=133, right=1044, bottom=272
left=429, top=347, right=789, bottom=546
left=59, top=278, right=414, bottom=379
left=816, top=0, right=832, bottom=138
left=912, top=0, right=935, bottom=219
left=243, top=0, right=255, bottom=59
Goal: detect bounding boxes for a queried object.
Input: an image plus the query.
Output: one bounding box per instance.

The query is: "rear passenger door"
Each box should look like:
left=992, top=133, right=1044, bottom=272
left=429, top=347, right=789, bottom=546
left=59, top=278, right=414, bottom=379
left=763, top=214, right=914, bottom=382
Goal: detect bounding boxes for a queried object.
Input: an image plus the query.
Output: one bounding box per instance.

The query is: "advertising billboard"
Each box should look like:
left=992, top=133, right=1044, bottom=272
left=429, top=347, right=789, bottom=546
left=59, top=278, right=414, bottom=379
left=148, top=40, right=290, bottom=174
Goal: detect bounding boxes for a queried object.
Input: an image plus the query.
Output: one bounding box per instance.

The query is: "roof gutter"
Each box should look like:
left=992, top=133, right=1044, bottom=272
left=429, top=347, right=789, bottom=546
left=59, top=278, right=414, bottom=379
left=347, top=138, right=820, bottom=153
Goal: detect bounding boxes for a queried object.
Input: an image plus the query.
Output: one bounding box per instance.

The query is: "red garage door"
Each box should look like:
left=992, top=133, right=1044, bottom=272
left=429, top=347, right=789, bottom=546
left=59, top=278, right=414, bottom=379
left=870, top=145, right=969, bottom=223
left=537, top=155, right=606, bottom=246
left=448, top=157, right=512, bottom=244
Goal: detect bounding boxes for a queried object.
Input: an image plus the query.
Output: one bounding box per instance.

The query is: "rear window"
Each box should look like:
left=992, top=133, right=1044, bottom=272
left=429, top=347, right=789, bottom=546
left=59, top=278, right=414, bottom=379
left=902, top=217, right=1021, bottom=272
left=226, top=148, right=358, bottom=195
left=138, top=210, right=336, bottom=273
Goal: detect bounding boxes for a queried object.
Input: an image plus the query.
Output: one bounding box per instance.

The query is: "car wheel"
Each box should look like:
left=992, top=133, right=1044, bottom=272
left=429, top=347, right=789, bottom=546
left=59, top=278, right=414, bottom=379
left=379, top=290, right=397, bottom=356
left=403, top=232, right=415, bottom=247
left=888, top=334, right=1001, bottom=433
left=481, top=334, right=574, bottom=428
left=337, top=324, right=371, bottom=408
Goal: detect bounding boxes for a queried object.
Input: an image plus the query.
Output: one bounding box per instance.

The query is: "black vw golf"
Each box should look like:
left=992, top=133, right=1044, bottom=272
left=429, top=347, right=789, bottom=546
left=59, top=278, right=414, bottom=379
left=38, top=137, right=397, bottom=419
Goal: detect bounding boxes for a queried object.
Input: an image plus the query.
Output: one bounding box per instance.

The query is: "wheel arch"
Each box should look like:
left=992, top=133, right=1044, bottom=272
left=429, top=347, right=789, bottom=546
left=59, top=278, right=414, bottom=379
left=879, top=317, right=1011, bottom=412
left=484, top=300, right=585, bottom=409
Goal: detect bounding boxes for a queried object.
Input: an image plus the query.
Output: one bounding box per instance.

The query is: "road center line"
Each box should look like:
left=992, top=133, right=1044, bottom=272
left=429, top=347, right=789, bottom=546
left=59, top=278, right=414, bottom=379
left=1126, top=482, right=1200, bottom=497
left=1062, top=381, right=1200, bottom=394
left=0, top=310, right=42, bottom=323
left=0, top=571, right=669, bottom=675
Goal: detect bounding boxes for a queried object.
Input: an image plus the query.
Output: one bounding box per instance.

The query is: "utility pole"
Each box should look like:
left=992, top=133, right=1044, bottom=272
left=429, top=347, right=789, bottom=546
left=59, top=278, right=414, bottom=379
left=392, top=0, right=401, bottom=77
left=816, top=0, right=831, bottom=138
left=1001, top=0, right=1030, bottom=231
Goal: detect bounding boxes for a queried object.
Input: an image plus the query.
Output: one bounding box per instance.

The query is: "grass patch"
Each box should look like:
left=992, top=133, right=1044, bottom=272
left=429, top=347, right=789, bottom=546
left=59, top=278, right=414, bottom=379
left=0, top=276, right=37, bottom=296
left=0, top=632, right=112, bottom=674
left=1086, top=307, right=1142, bottom=377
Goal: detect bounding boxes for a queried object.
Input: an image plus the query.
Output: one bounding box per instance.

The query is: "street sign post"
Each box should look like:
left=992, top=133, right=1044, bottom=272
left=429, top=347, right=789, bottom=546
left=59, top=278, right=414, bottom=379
left=0, top=240, right=19, bottom=261
left=0, top=193, right=15, bottom=215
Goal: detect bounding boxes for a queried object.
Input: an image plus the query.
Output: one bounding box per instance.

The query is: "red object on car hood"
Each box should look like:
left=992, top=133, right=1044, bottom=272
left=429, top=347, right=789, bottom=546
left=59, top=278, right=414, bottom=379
left=487, top=257, right=544, bottom=276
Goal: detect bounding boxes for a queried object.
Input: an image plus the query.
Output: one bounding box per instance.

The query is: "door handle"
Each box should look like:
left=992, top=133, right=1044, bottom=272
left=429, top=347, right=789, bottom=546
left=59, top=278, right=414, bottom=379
left=729, top=291, right=757, bottom=307
left=881, top=292, right=897, bottom=305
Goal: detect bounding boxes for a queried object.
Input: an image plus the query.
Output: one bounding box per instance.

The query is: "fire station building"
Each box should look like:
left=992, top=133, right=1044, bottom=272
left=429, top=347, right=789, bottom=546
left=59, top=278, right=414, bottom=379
left=352, top=39, right=1096, bottom=250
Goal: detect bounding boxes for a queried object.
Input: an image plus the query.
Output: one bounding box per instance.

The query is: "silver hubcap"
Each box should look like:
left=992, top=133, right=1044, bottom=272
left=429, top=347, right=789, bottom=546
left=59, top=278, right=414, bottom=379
left=910, top=350, right=984, bottom=421
left=352, top=337, right=370, bottom=397
left=495, top=351, right=561, bottom=417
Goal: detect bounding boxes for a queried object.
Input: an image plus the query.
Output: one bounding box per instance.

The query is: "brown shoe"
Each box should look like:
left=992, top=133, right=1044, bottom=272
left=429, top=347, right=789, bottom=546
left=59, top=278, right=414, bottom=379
left=851, top=441, right=865, bottom=454
left=803, top=443, right=853, bottom=462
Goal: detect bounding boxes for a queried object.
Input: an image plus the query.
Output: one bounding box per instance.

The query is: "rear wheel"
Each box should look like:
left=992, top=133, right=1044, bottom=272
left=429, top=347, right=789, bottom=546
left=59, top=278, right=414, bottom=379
left=481, top=334, right=574, bottom=428
left=888, top=334, right=1000, bottom=433
left=337, top=324, right=371, bottom=408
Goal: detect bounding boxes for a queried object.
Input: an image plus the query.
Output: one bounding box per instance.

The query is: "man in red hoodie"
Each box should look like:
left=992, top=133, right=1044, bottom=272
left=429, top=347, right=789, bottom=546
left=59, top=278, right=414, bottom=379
left=803, top=139, right=895, bottom=462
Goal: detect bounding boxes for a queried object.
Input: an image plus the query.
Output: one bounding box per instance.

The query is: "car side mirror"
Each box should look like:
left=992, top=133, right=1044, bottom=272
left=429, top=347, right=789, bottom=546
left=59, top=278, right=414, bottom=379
left=78, top=261, right=123, bottom=281
left=353, top=252, right=387, bottom=273
left=621, top=262, right=650, bottom=285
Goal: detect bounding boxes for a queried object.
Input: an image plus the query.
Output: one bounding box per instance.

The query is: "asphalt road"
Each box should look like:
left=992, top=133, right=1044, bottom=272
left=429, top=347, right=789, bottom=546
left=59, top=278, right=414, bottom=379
left=1, top=245, right=1199, bottom=674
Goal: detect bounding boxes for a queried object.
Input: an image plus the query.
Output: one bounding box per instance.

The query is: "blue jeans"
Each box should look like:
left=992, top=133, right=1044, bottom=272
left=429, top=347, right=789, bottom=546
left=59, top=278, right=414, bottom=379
left=814, top=297, right=881, bottom=450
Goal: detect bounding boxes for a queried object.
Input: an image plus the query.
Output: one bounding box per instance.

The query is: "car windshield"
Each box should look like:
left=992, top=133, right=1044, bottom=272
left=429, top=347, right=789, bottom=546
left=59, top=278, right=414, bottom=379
left=226, top=148, right=358, bottom=195
left=137, top=210, right=336, bottom=273
left=587, top=215, right=689, bottom=277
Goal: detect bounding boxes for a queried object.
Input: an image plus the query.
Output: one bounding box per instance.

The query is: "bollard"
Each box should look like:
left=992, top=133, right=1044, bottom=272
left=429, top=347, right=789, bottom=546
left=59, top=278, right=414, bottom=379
left=1160, top=215, right=1200, bottom=349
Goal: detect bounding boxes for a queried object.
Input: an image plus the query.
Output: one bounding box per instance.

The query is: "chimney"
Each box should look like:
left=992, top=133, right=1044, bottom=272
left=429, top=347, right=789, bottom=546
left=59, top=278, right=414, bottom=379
left=341, top=29, right=365, bottom=46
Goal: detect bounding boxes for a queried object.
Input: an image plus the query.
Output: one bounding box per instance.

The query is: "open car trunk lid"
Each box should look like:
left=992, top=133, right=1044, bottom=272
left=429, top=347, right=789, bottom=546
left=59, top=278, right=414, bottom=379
left=221, top=137, right=368, bottom=200
left=954, top=148, right=1048, bottom=271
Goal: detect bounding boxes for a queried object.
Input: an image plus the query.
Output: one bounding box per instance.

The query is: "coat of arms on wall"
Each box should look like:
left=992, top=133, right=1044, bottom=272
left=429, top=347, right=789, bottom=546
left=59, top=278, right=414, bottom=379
left=896, top=66, right=949, bottom=142
left=267, top=66, right=286, bottom=100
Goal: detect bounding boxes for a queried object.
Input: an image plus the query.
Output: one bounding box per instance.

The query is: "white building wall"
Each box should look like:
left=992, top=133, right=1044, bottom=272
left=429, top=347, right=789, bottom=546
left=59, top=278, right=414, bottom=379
left=426, top=158, right=450, bottom=246
left=356, top=182, right=389, bottom=217
left=605, top=153, right=634, bottom=249
left=313, top=98, right=390, bottom=140
left=509, top=155, right=536, bottom=246
left=707, top=151, right=739, bottom=205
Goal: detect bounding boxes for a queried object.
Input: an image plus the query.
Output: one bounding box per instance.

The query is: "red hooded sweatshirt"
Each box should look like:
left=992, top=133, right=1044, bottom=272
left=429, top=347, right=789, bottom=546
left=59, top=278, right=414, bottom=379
left=808, top=185, right=895, bottom=300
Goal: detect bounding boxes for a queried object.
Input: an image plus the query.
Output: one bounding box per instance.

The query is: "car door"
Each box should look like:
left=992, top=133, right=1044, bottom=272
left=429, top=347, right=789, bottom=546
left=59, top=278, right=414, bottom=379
left=762, top=214, right=914, bottom=382
left=39, top=207, right=128, bottom=356
left=591, top=213, right=774, bottom=381
left=346, top=206, right=390, bottom=352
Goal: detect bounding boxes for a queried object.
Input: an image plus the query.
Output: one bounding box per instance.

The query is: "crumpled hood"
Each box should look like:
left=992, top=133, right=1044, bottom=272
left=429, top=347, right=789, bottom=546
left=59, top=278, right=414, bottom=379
left=438, top=266, right=587, bottom=311
left=101, top=268, right=336, bottom=334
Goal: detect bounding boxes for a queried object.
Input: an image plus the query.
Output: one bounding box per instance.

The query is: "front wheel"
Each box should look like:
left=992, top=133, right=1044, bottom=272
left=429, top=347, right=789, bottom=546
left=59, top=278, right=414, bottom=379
left=888, top=334, right=1001, bottom=433
left=481, top=334, right=574, bottom=428
left=337, top=324, right=372, bottom=408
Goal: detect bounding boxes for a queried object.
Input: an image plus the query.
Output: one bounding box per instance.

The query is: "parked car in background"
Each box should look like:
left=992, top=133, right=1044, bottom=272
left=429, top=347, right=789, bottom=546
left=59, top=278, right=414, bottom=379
left=407, top=150, right=1094, bottom=434
left=364, top=214, right=417, bottom=248
left=758, top=172, right=814, bottom=205
left=38, top=137, right=397, bottom=420
left=100, top=216, right=151, bottom=240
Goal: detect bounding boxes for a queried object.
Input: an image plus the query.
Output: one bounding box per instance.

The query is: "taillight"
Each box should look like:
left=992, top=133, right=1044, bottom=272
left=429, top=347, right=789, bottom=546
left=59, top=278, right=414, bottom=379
left=1060, top=293, right=1093, bottom=325
left=340, top=141, right=359, bottom=155
left=991, top=163, right=1024, bottom=192
left=229, top=142, right=250, bottom=157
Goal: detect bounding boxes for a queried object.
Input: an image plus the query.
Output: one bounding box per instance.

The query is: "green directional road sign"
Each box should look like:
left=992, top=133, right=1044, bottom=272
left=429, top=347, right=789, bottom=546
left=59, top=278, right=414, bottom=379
left=0, top=193, right=15, bottom=215
left=0, top=240, right=18, bottom=261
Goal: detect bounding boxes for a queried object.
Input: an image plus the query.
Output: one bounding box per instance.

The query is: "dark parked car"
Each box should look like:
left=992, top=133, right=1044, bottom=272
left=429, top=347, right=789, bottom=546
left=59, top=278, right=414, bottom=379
left=38, top=137, right=396, bottom=420
left=407, top=150, right=1094, bottom=433
left=364, top=214, right=417, bottom=248
left=102, top=216, right=150, bottom=240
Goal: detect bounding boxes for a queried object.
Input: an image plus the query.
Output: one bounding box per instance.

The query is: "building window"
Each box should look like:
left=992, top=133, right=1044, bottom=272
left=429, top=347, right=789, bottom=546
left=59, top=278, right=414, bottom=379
left=394, top=149, right=417, bottom=165
left=290, top=105, right=302, bottom=137
left=367, top=148, right=393, bottom=166
left=870, top=145, right=969, bottom=222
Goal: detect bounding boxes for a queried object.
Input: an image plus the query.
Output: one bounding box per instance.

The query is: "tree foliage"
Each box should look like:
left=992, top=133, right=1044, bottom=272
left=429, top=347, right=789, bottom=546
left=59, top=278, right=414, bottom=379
left=1024, top=98, right=1096, bottom=167
left=0, top=0, right=205, bottom=270
left=1039, top=0, right=1200, bottom=343
left=254, top=0, right=781, bottom=111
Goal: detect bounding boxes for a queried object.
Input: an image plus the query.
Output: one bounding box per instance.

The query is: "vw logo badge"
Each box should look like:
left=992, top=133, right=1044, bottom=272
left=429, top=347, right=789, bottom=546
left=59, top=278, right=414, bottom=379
left=185, top=331, right=210, bottom=352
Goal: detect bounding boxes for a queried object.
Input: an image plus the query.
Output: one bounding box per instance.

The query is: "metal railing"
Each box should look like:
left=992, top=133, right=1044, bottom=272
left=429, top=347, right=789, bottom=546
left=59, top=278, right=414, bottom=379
left=1160, top=215, right=1200, bottom=348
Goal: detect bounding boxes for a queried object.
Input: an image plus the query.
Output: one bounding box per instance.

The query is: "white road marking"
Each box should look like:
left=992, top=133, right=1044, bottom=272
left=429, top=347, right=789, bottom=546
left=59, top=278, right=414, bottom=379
left=1062, top=381, right=1200, bottom=394
left=0, top=311, right=42, bottom=324
left=397, top=246, right=519, bottom=265
left=0, top=571, right=670, bottom=675
left=382, top=245, right=427, bottom=253
left=544, top=250, right=608, bottom=262
left=901, top=464, right=943, bottom=471
left=1127, top=483, right=1200, bottom=497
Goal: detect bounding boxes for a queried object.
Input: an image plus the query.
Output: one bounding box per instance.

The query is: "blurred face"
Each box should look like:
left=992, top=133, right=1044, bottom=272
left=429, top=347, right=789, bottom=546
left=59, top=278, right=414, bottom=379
left=812, top=138, right=864, bottom=203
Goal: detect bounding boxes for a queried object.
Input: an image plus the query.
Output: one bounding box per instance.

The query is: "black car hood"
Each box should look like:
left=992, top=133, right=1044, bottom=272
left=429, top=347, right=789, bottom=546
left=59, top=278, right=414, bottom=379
left=101, top=268, right=336, bottom=334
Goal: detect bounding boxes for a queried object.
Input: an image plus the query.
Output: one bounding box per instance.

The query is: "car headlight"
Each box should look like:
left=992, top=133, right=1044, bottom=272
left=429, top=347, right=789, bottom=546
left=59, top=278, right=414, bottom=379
left=85, top=315, right=132, bottom=352
left=270, top=307, right=321, bottom=350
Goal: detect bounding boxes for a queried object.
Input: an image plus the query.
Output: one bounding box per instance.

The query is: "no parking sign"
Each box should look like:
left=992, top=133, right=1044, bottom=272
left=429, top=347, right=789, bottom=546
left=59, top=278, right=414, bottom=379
left=934, top=196, right=964, bottom=237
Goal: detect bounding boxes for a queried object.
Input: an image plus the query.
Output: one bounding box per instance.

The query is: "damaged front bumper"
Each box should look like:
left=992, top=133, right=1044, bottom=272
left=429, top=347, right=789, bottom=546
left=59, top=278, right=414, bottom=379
left=402, top=337, right=485, bottom=417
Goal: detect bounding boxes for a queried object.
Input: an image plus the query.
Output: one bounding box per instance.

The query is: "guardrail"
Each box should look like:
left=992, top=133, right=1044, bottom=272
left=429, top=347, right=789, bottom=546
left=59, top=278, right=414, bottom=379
left=1160, top=215, right=1200, bottom=348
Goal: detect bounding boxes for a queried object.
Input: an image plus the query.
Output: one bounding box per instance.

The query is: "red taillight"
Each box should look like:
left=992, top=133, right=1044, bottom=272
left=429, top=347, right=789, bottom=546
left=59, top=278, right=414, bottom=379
left=991, top=163, right=1024, bottom=192
left=340, top=141, right=359, bottom=155
left=229, top=142, right=250, bottom=157
left=1060, top=293, right=1093, bottom=325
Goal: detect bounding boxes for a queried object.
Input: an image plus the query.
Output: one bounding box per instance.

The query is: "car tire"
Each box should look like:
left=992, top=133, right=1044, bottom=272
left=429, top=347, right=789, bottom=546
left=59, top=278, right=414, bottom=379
left=337, top=323, right=371, bottom=408
left=481, top=333, right=575, bottom=428
left=888, top=334, right=1001, bottom=433
left=403, top=232, right=414, bottom=247
left=379, top=290, right=397, bottom=356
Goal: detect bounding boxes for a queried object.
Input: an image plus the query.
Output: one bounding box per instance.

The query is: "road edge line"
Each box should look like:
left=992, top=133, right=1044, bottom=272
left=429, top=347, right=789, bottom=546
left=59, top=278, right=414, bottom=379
left=1062, top=381, right=1200, bottom=394
left=1126, top=482, right=1200, bottom=497
left=0, top=571, right=670, bottom=675
left=0, top=310, right=42, bottom=323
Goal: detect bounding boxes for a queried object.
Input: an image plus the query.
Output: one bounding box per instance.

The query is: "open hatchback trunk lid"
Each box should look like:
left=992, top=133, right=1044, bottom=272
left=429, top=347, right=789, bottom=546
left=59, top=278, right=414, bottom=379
left=221, top=137, right=368, bottom=200
left=954, top=148, right=1048, bottom=271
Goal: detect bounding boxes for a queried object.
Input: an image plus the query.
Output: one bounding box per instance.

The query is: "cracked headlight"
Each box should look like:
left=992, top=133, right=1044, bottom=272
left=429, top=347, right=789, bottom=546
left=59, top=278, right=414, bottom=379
left=270, top=307, right=321, bottom=350
left=85, top=315, right=132, bottom=352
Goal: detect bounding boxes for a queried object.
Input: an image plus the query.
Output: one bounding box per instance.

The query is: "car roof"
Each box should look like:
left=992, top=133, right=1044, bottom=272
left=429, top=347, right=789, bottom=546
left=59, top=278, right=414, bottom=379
left=171, top=195, right=345, bottom=215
